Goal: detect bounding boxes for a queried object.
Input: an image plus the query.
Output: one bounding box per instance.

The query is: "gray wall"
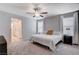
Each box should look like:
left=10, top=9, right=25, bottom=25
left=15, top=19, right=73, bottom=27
left=0, top=11, right=25, bottom=43
left=44, top=15, right=60, bottom=33
left=22, top=18, right=36, bottom=41
left=74, top=12, right=79, bottom=44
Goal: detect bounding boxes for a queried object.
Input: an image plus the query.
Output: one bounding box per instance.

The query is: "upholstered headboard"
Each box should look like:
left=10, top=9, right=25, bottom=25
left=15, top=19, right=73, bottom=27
left=46, top=29, right=53, bottom=35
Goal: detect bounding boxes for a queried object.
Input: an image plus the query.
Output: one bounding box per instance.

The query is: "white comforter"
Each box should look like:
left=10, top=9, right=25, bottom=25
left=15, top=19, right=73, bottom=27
left=31, top=33, right=62, bottom=51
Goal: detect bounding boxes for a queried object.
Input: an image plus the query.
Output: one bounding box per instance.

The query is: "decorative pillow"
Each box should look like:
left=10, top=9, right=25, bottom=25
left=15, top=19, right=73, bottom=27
left=46, top=29, right=53, bottom=35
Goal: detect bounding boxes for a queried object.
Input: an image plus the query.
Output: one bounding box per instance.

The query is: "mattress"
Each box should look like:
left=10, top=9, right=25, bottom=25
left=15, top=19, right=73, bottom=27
left=31, top=33, right=63, bottom=51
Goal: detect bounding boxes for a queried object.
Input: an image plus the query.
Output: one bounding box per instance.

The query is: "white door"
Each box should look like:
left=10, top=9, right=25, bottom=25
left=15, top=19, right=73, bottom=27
left=11, top=18, right=22, bottom=43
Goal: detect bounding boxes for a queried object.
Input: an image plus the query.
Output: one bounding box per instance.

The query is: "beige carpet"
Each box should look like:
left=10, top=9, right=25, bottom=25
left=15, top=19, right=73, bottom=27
left=7, top=41, right=79, bottom=55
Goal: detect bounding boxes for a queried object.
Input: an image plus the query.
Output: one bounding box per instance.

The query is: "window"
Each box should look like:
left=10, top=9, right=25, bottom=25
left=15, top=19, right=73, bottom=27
left=36, top=20, right=43, bottom=34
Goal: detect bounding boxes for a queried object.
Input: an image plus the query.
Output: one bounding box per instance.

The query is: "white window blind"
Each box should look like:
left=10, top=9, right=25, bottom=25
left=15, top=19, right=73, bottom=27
left=37, top=20, right=43, bottom=34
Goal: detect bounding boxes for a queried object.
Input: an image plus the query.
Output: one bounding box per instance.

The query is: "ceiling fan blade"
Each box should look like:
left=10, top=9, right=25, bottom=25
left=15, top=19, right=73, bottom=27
left=33, top=15, right=35, bottom=17
left=40, top=15, right=43, bottom=17
left=40, top=12, right=48, bottom=14
left=26, top=12, right=35, bottom=14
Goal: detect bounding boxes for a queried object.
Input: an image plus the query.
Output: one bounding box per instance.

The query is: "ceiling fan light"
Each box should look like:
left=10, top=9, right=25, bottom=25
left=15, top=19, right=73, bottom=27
left=35, top=11, right=39, bottom=17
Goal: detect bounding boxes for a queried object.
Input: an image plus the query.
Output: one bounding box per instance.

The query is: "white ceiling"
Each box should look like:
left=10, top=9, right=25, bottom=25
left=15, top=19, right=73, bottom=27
left=0, top=3, right=79, bottom=18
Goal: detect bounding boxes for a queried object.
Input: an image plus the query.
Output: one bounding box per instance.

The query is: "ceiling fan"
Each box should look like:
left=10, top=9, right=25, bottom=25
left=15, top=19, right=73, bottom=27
left=26, top=4, right=48, bottom=18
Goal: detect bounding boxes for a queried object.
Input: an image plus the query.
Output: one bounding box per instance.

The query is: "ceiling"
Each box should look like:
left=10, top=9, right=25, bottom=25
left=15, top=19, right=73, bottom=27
left=0, top=3, right=79, bottom=18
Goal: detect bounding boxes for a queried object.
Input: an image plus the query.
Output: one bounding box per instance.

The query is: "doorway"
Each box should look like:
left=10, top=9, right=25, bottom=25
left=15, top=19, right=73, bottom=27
left=11, top=18, right=22, bottom=43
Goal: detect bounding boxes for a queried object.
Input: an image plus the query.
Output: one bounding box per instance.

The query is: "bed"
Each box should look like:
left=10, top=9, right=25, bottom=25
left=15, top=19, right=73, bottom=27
left=31, top=32, right=63, bottom=51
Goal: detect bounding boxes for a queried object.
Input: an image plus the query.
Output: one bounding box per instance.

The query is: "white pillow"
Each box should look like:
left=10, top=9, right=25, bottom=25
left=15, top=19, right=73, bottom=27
left=53, top=31, right=61, bottom=35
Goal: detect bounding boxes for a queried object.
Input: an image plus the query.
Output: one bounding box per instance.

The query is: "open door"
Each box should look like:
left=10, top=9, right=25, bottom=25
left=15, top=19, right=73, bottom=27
left=11, top=18, right=22, bottom=43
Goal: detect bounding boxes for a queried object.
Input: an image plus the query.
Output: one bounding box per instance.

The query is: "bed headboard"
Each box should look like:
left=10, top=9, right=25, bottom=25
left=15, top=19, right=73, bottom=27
left=46, top=29, right=53, bottom=35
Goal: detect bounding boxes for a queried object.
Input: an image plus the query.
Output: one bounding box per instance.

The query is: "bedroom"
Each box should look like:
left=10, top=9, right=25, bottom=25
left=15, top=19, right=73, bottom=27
left=0, top=3, right=79, bottom=55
